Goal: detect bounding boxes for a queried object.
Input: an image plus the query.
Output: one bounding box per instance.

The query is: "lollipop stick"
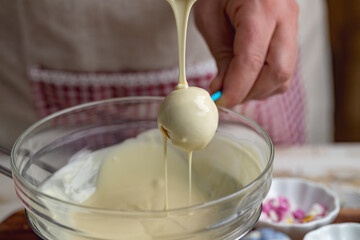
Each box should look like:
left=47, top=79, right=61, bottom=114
left=211, top=91, right=222, bottom=101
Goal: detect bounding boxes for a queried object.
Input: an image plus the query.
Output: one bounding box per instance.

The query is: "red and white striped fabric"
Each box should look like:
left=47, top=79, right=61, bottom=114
left=29, top=60, right=305, bottom=145
left=233, top=65, right=306, bottom=145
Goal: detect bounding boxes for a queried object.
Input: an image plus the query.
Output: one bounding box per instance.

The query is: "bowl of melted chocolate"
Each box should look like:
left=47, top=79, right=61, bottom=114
left=9, top=97, right=273, bottom=240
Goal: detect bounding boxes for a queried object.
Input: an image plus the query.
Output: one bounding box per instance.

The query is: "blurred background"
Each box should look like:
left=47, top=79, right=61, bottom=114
left=327, top=0, right=360, bottom=142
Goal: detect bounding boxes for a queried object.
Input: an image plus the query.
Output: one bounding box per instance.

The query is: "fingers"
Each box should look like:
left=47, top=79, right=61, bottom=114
left=245, top=16, right=298, bottom=100
left=217, top=2, right=276, bottom=107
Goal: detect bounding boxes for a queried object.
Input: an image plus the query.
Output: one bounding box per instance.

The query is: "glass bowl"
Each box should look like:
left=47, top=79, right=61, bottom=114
left=11, top=97, right=274, bottom=240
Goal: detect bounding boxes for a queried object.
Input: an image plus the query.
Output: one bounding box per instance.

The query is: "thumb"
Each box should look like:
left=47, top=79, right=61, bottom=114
left=194, top=0, right=234, bottom=94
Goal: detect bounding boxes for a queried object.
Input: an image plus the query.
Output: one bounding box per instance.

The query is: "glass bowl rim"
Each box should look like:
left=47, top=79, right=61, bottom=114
left=11, top=96, right=274, bottom=215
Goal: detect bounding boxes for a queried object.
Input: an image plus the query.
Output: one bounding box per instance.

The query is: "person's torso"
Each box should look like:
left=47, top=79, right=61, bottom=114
left=16, top=0, right=212, bottom=72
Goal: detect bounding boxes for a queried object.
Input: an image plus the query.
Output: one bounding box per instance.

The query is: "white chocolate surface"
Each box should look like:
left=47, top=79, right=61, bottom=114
left=158, top=87, right=218, bottom=151
left=40, top=129, right=263, bottom=239
left=41, top=129, right=263, bottom=209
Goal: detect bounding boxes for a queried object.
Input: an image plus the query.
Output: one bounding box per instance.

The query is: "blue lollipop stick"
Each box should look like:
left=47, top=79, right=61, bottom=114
left=211, top=91, right=222, bottom=101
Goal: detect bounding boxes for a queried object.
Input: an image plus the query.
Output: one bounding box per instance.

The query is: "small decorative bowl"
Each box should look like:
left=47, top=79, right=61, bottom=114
left=256, top=178, right=340, bottom=240
left=304, top=223, right=360, bottom=240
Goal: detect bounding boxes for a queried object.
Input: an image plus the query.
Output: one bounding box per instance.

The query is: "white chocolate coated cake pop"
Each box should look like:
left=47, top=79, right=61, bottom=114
left=157, top=86, right=218, bottom=151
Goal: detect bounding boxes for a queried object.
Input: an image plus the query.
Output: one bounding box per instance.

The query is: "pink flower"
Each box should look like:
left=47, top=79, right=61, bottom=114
left=292, top=209, right=305, bottom=221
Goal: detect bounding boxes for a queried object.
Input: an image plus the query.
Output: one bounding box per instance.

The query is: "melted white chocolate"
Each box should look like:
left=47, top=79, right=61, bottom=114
left=158, top=0, right=218, bottom=152
left=167, top=0, right=197, bottom=89
left=158, top=0, right=219, bottom=210
left=82, top=132, right=210, bottom=210
left=40, top=129, right=263, bottom=239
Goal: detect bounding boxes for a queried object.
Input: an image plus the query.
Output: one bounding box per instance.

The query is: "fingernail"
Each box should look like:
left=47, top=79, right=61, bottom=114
left=215, top=97, right=227, bottom=107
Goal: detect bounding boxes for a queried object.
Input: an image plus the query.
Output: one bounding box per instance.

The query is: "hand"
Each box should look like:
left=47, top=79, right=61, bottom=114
left=194, top=0, right=299, bottom=107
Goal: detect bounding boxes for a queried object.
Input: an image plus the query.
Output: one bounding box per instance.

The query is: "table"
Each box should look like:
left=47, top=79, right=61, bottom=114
left=1, top=144, right=360, bottom=238
left=273, top=144, right=360, bottom=209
